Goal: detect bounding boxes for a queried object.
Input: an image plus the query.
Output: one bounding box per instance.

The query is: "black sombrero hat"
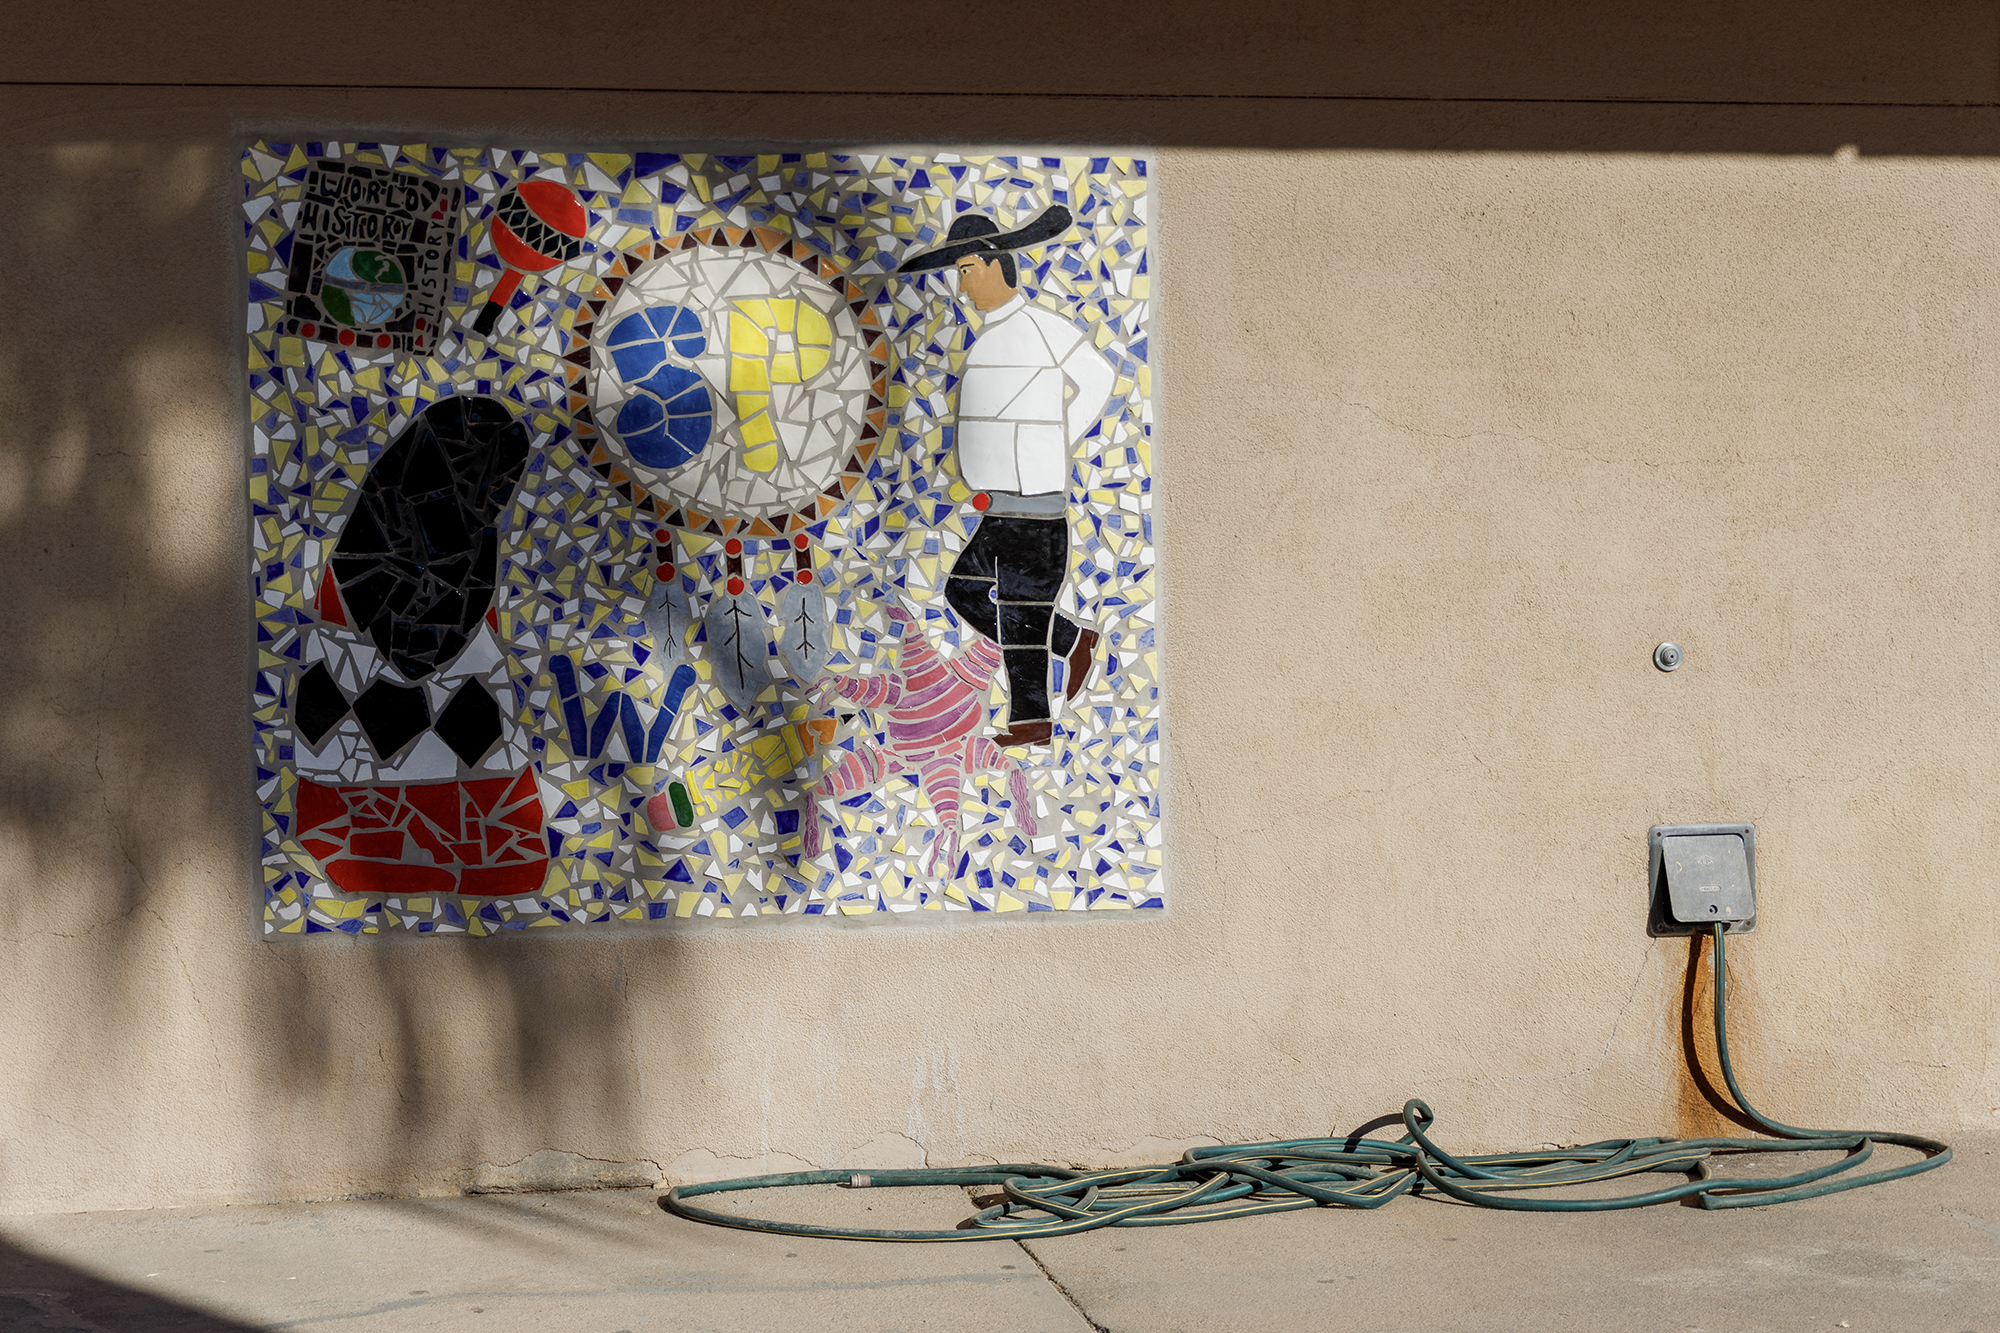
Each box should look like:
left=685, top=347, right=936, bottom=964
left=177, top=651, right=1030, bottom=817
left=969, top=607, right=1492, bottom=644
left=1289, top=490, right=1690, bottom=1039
left=896, top=205, right=1074, bottom=273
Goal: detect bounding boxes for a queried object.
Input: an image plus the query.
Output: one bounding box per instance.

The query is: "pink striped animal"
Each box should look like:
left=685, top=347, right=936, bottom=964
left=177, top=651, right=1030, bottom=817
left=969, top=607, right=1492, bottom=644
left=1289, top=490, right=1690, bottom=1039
left=802, top=604, right=1038, bottom=876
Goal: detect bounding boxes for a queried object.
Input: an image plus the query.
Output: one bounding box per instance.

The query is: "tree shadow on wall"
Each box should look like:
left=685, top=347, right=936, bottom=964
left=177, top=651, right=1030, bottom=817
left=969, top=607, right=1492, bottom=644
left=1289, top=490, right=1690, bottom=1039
left=0, top=128, right=737, bottom=1211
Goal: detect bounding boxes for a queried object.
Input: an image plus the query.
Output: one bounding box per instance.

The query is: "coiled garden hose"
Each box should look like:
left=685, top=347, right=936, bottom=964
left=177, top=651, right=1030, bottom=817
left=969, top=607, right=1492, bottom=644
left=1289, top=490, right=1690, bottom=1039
left=661, top=925, right=1952, bottom=1240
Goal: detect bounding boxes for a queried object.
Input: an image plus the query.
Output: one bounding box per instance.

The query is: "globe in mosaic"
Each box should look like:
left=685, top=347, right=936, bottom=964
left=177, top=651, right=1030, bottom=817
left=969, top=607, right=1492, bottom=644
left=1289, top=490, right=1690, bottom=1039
left=589, top=248, right=870, bottom=518
left=320, top=246, right=407, bottom=327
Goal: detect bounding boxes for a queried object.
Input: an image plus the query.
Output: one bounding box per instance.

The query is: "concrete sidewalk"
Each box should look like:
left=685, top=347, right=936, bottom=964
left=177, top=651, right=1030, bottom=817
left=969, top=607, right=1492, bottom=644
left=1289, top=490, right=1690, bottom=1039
left=1, top=1137, right=1995, bottom=1332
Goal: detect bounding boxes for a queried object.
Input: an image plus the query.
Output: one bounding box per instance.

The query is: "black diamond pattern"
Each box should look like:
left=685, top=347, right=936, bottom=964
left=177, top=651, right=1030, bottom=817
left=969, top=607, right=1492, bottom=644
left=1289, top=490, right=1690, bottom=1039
left=434, top=681, right=504, bottom=767
left=351, top=679, right=431, bottom=759
left=293, top=661, right=351, bottom=745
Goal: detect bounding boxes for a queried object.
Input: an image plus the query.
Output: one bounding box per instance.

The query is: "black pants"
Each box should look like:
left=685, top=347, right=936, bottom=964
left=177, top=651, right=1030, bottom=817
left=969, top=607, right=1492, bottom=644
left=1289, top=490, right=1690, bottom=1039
left=944, top=514, right=1080, bottom=725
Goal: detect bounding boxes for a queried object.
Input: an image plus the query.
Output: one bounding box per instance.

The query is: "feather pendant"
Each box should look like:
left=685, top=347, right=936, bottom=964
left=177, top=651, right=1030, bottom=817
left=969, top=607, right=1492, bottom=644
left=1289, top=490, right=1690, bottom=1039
left=704, top=589, right=773, bottom=714
left=776, top=580, right=830, bottom=684
left=642, top=573, right=694, bottom=664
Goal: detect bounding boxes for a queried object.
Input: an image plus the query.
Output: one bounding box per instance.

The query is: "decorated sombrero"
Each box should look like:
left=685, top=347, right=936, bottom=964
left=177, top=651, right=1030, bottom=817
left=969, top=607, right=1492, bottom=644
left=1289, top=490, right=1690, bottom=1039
left=897, top=205, right=1075, bottom=273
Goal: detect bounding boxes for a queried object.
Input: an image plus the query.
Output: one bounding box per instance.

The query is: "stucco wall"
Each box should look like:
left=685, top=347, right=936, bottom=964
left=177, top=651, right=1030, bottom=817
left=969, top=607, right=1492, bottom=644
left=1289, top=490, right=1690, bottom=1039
left=3, top=12, right=1998, bottom=1211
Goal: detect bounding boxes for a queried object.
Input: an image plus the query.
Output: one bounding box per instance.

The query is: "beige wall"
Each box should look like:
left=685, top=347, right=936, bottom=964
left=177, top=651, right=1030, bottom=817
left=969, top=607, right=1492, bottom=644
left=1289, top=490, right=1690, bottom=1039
left=3, top=9, right=1999, bottom=1211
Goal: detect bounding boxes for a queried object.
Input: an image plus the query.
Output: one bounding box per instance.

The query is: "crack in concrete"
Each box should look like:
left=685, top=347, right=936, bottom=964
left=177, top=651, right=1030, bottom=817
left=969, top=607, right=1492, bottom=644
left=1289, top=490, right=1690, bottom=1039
left=1016, top=1238, right=1110, bottom=1333
left=1167, top=743, right=1221, bottom=872
left=147, top=903, right=229, bottom=1085
left=0, top=894, right=150, bottom=946
left=1455, top=937, right=1660, bottom=1090
left=466, top=1149, right=662, bottom=1194
left=0, top=588, right=157, bottom=948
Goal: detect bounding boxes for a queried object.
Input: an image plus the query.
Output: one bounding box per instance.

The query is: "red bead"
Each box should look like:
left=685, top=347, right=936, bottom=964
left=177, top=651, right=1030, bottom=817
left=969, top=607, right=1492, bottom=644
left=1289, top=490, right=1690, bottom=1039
left=972, top=492, right=991, bottom=512
left=726, top=576, right=745, bottom=596
left=654, top=528, right=670, bottom=542
left=301, top=323, right=317, bottom=338
left=798, top=569, right=814, bottom=584
left=377, top=334, right=391, bottom=347
left=338, top=328, right=355, bottom=346
left=724, top=538, right=743, bottom=556
left=793, top=534, right=810, bottom=550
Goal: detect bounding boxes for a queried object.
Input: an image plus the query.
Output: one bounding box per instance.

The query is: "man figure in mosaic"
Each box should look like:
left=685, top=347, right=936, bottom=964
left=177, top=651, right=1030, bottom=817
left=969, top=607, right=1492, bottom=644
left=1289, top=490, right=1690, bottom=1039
left=897, top=206, right=1117, bottom=747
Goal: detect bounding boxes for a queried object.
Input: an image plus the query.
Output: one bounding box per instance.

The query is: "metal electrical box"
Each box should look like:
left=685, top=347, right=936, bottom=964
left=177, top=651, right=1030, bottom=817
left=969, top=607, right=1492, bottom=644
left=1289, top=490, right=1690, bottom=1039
left=1648, top=823, right=1756, bottom=935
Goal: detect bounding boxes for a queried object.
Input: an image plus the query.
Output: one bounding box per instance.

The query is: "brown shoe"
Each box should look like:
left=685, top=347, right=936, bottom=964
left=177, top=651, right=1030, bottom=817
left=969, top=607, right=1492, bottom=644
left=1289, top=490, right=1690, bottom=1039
left=992, top=719, right=1053, bottom=747
left=1063, top=628, right=1100, bottom=702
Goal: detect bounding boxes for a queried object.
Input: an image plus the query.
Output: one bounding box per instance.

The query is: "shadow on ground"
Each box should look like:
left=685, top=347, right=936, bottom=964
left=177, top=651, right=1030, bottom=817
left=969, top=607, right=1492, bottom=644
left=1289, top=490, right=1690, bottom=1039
left=0, top=1236, right=261, bottom=1332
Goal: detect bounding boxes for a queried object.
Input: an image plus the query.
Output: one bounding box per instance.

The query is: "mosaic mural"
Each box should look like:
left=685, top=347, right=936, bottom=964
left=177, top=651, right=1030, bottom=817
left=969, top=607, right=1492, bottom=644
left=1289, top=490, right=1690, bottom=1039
left=244, top=142, right=1159, bottom=934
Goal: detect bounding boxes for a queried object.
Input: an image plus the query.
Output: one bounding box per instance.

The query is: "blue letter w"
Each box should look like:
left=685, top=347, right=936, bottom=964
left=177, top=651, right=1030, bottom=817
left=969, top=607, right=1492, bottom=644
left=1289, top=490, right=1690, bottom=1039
left=548, top=655, right=697, bottom=763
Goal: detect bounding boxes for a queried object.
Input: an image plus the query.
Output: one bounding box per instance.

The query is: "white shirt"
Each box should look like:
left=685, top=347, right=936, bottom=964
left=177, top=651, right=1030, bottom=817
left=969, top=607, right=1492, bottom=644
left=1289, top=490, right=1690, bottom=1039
left=955, top=294, right=1116, bottom=496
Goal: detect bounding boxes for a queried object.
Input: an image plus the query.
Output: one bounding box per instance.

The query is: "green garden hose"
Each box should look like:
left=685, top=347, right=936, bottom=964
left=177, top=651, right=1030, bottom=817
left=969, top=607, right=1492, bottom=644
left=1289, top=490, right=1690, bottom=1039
left=662, top=925, right=1952, bottom=1240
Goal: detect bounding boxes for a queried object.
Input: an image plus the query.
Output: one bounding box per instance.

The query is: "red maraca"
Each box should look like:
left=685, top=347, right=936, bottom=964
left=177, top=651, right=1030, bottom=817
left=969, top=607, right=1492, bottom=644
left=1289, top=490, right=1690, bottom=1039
left=470, top=179, right=588, bottom=338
